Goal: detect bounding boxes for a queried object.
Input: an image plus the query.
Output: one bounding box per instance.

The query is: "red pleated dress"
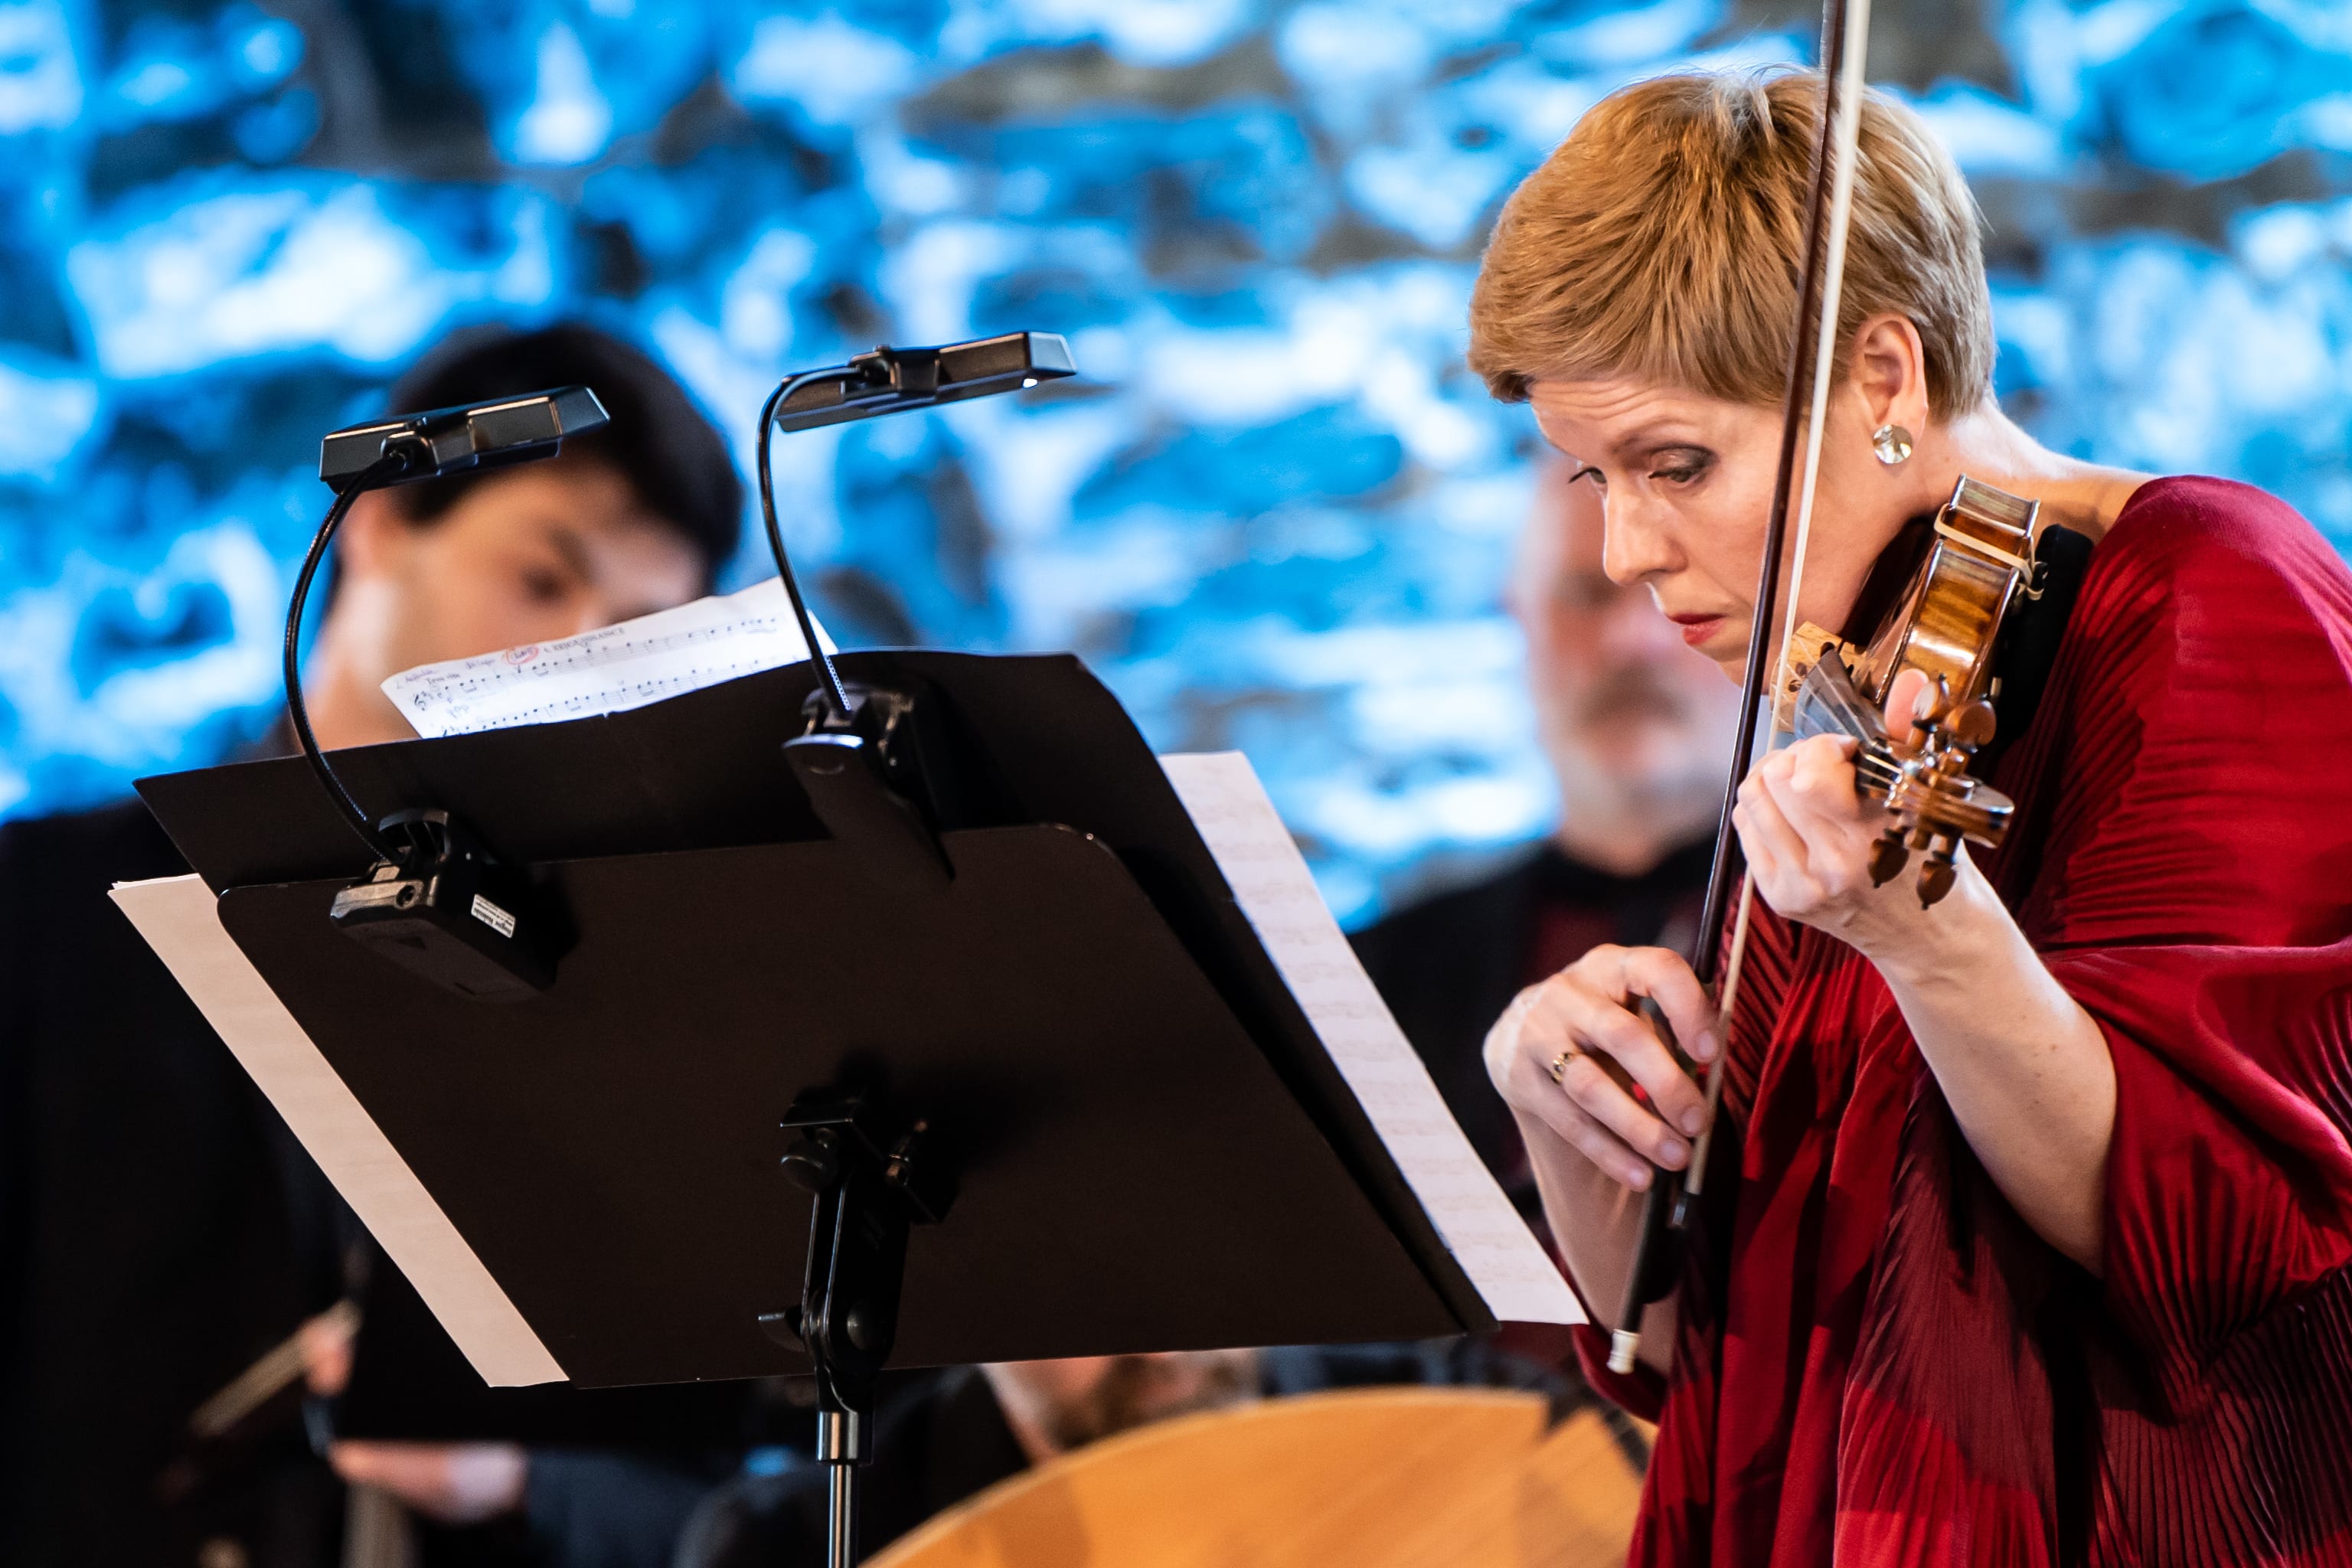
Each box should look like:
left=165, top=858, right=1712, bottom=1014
left=1570, top=477, right=2352, bottom=1566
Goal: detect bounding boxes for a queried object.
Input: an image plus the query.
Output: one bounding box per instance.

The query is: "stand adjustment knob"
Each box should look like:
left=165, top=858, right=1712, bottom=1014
left=782, top=1128, right=842, bottom=1192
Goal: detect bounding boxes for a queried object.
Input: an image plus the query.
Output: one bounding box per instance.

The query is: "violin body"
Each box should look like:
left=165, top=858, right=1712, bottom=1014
left=1851, top=475, right=2039, bottom=710
left=1779, top=476, right=2042, bottom=904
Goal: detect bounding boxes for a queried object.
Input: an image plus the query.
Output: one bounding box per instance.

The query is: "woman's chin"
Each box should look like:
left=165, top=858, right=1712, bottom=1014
left=1705, top=638, right=1749, bottom=680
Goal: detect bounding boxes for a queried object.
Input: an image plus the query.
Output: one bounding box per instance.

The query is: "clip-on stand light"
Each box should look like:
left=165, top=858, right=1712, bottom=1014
left=745, top=330, right=1074, bottom=1566
left=289, top=385, right=608, bottom=1001
left=758, top=332, right=1075, bottom=900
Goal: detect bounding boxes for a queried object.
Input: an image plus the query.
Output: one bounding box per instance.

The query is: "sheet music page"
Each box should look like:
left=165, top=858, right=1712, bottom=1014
left=109, top=874, right=567, bottom=1387
left=382, top=577, right=832, bottom=738
left=1161, top=752, right=1583, bottom=1326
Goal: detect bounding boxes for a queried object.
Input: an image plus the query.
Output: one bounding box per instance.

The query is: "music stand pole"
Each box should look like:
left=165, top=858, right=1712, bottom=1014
left=757, top=1088, right=952, bottom=1568
left=822, top=1406, right=860, bottom=1568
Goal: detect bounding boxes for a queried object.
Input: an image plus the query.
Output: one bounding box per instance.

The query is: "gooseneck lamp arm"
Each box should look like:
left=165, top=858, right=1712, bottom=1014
left=288, top=383, right=613, bottom=868
left=283, top=444, right=423, bottom=864
left=758, top=369, right=859, bottom=724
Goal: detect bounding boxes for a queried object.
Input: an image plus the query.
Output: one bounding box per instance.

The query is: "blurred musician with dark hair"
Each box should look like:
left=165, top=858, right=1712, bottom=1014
left=0, top=322, right=741, bottom=1567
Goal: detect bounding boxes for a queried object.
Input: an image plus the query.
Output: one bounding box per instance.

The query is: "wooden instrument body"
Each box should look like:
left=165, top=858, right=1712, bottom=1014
left=870, top=1388, right=1644, bottom=1568
left=1849, top=475, right=2039, bottom=711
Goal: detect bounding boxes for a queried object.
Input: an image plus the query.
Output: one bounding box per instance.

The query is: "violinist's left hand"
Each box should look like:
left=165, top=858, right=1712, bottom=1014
left=1732, top=729, right=1935, bottom=958
left=1731, top=668, right=1943, bottom=959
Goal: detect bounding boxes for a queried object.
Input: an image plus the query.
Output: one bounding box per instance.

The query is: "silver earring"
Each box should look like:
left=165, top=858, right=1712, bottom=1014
left=1871, top=424, right=1915, bottom=466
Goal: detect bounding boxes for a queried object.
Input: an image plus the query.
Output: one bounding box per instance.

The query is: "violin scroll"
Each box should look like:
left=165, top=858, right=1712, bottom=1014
left=1787, top=642, right=2015, bottom=907
left=1776, top=475, right=2040, bottom=906
left=1866, top=675, right=2009, bottom=906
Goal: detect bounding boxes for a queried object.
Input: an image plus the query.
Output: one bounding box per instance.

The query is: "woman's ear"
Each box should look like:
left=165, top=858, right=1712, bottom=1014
left=1847, top=313, right=1929, bottom=433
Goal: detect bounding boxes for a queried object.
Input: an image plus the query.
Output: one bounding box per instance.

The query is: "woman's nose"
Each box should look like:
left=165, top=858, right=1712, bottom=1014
left=1601, top=497, right=1678, bottom=586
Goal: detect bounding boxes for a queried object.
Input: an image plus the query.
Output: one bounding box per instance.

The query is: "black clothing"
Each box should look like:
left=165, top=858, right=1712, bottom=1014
left=523, top=1452, right=727, bottom=1568
left=1349, top=839, right=1713, bottom=1213
left=0, top=801, right=345, bottom=1567
left=678, top=1369, right=1027, bottom=1568
left=676, top=1342, right=1577, bottom=1568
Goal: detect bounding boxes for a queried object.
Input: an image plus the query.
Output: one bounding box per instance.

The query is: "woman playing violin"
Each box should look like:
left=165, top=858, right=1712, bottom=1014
left=1472, top=70, right=2352, bottom=1566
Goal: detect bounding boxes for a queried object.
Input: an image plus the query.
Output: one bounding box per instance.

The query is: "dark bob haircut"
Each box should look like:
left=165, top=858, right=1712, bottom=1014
left=377, top=322, right=743, bottom=588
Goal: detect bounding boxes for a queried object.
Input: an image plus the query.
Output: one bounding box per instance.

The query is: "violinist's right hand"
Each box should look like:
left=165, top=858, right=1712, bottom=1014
left=1482, top=944, right=1718, bottom=1191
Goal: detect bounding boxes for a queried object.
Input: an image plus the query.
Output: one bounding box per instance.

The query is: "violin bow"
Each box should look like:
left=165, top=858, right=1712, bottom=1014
left=1607, top=0, right=1876, bottom=1376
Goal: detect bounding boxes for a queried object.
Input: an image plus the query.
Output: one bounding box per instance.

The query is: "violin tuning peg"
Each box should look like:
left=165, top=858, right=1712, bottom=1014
left=1913, top=675, right=1949, bottom=727
left=1917, top=838, right=1959, bottom=906
left=1867, top=828, right=1909, bottom=887
left=1947, top=700, right=1998, bottom=751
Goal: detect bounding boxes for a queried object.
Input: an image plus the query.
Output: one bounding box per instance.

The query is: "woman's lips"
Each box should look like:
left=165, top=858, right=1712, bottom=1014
left=1666, top=612, right=1723, bottom=648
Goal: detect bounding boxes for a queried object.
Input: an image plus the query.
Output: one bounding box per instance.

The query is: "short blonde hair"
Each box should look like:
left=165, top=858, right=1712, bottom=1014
left=1468, top=70, right=1994, bottom=420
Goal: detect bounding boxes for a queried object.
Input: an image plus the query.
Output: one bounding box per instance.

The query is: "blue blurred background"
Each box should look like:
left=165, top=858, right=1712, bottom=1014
left=2, top=0, right=2348, bottom=921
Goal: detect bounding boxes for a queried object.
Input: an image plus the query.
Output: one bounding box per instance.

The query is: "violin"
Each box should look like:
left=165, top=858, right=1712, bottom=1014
left=1779, top=474, right=2041, bottom=906
left=1604, top=0, right=2055, bottom=1374
left=1606, top=476, right=2047, bottom=1370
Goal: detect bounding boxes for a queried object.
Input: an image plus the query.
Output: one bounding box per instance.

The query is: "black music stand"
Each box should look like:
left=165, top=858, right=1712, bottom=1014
left=134, top=649, right=1508, bottom=1566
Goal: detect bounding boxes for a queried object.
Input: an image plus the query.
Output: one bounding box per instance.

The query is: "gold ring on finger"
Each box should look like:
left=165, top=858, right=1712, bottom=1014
left=1548, top=1049, right=1577, bottom=1085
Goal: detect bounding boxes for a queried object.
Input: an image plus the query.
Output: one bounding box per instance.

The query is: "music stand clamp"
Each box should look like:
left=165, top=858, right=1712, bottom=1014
left=785, top=682, right=959, bottom=897
left=760, top=1089, right=954, bottom=1568
left=328, top=809, right=564, bottom=1003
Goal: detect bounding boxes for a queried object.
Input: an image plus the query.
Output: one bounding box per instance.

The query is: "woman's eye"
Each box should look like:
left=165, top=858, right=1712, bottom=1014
left=1648, top=457, right=1711, bottom=485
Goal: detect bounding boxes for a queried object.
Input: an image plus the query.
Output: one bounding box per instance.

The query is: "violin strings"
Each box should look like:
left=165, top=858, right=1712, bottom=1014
left=1697, top=0, right=1875, bottom=1174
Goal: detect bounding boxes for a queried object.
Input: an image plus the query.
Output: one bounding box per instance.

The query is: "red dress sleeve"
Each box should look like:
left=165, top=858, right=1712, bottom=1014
left=2001, top=479, right=2352, bottom=1379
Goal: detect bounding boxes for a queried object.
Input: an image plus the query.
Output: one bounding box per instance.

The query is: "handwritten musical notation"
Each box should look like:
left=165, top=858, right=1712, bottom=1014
left=1161, top=752, right=1584, bottom=1328
left=381, top=579, right=832, bottom=739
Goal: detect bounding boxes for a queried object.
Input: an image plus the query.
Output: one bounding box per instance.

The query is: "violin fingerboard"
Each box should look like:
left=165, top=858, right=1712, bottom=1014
left=1790, top=649, right=1903, bottom=803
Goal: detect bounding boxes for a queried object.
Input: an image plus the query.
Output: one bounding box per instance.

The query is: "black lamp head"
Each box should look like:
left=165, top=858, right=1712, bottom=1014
left=318, top=384, right=609, bottom=492
left=769, top=332, right=1076, bottom=433
left=753, top=328, right=1076, bottom=727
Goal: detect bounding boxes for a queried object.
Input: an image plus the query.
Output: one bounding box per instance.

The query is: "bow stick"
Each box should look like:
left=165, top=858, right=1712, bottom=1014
left=1607, top=0, right=1876, bottom=1376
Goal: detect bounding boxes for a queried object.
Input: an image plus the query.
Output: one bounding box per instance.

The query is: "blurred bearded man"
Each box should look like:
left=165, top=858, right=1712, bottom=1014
left=1351, top=454, right=1740, bottom=1223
